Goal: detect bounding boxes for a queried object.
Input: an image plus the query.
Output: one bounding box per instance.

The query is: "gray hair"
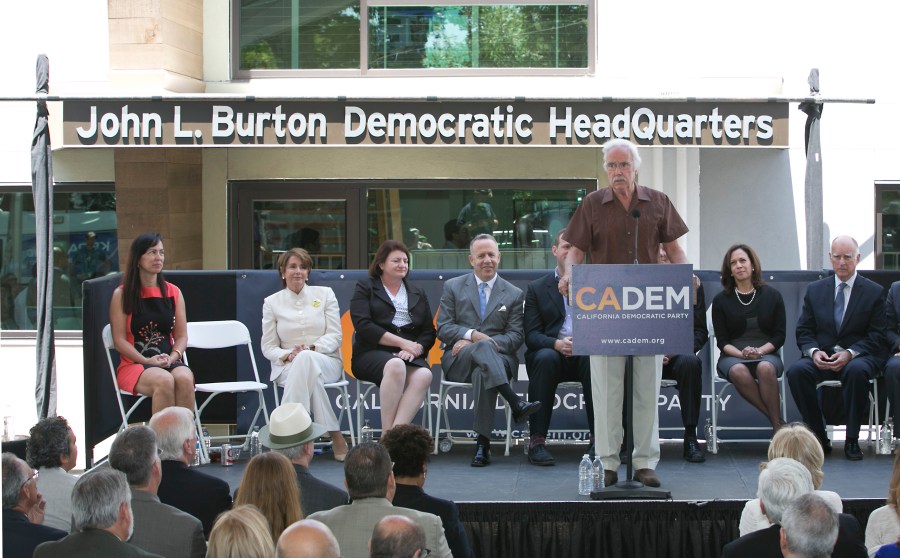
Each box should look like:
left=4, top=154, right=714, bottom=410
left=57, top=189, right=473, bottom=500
left=2, top=453, right=28, bottom=509
left=109, top=425, right=158, bottom=487
left=602, top=138, right=642, bottom=171
left=757, top=457, right=814, bottom=525
left=274, top=444, right=307, bottom=462
left=149, top=406, right=196, bottom=461
left=344, top=442, right=392, bottom=500
left=72, top=468, right=132, bottom=531
left=468, top=233, right=498, bottom=252
left=780, top=493, right=839, bottom=558
left=370, top=515, right=426, bottom=558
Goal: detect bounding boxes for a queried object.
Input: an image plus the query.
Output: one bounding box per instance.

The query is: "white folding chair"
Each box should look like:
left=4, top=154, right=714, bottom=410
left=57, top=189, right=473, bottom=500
left=816, top=378, right=882, bottom=451
left=272, top=373, right=356, bottom=445
left=101, top=324, right=150, bottom=432
left=433, top=369, right=513, bottom=456
left=184, top=320, right=270, bottom=463
left=707, top=307, right=788, bottom=453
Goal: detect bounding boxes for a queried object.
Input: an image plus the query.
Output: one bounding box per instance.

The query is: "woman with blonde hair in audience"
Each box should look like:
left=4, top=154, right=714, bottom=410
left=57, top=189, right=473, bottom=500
left=206, top=505, right=274, bottom=558
left=867, top=449, right=900, bottom=554
left=738, top=422, right=843, bottom=535
left=234, top=452, right=302, bottom=542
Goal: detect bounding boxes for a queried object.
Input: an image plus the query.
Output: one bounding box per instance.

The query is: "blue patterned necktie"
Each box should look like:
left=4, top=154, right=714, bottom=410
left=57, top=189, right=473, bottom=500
left=479, top=282, right=488, bottom=318
left=834, top=282, right=847, bottom=330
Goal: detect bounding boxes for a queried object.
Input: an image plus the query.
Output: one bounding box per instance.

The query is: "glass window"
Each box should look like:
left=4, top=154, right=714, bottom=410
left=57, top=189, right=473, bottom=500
left=876, top=182, right=900, bottom=269
left=366, top=185, right=586, bottom=269
left=253, top=199, right=348, bottom=270
left=0, top=188, right=118, bottom=331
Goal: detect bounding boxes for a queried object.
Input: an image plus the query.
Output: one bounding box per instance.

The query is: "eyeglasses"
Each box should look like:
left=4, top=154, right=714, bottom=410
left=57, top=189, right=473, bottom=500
left=605, top=161, right=633, bottom=171
left=20, top=469, right=38, bottom=491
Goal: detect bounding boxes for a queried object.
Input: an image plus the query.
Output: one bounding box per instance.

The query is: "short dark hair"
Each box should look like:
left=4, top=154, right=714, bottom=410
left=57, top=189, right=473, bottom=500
left=719, top=243, right=766, bottom=293
left=343, top=442, right=392, bottom=499
left=444, top=219, right=461, bottom=241
left=370, top=515, right=426, bottom=558
left=380, top=424, right=431, bottom=478
left=277, top=248, right=314, bottom=288
left=369, top=240, right=411, bottom=277
left=109, top=426, right=157, bottom=487
left=554, top=227, right=568, bottom=247
left=27, top=416, right=72, bottom=469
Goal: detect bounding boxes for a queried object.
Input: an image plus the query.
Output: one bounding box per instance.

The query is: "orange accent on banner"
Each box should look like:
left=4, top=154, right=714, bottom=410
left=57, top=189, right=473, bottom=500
left=340, top=310, right=356, bottom=378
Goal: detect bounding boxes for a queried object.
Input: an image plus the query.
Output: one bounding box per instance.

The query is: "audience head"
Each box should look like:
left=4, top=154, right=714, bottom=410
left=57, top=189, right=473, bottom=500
left=234, top=452, right=302, bottom=542
left=380, top=424, right=432, bottom=480
left=27, top=416, right=78, bottom=471
left=757, top=457, right=814, bottom=525
left=720, top=243, right=764, bottom=292
left=369, top=515, right=427, bottom=558
left=277, top=248, right=313, bottom=288
left=344, top=442, right=394, bottom=500
left=72, top=468, right=133, bottom=540
left=149, top=406, right=197, bottom=463
left=109, top=425, right=159, bottom=489
left=829, top=235, right=860, bottom=282
left=207, top=504, right=275, bottom=558
left=260, top=403, right=326, bottom=465
left=369, top=240, right=411, bottom=278
left=766, top=423, right=825, bottom=490
left=2, top=453, right=38, bottom=512
left=276, top=519, right=341, bottom=558
left=779, top=493, right=839, bottom=558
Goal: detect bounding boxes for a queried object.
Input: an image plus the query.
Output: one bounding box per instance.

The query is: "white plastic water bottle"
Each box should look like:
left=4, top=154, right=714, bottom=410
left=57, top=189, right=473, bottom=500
left=880, top=418, right=894, bottom=455
left=361, top=420, right=373, bottom=443
left=592, top=455, right=603, bottom=491
left=249, top=426, right=261, bottom=458
left=578, top=454, right=592, bottom=496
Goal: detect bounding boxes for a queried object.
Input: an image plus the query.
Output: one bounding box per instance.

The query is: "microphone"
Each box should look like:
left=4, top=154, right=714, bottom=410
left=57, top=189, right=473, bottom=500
left=630, top=209, right=641, bottom=264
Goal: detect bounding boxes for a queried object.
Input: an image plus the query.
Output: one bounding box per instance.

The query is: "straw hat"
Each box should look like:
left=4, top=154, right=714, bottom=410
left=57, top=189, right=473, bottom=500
left=258, top=403, right=327, bottom=449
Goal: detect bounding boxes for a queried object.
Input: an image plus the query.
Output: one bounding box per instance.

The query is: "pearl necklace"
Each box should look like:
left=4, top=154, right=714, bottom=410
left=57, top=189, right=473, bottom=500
left=735, top=287, right=756, bottom=306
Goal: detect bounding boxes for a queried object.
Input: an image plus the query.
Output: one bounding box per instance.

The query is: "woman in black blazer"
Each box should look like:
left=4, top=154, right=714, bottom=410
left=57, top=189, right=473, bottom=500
left=711, top=243, right=787, bottom=432
left=350, top=240, right=436, bottom=429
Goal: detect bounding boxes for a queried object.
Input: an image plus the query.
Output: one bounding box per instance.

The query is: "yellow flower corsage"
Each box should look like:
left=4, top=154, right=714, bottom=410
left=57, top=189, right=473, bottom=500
left=312, top=299, right=322, bottom=308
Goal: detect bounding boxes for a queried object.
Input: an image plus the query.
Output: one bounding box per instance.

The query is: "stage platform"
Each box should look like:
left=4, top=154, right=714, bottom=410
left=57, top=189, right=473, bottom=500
left=200, top=438, right=892, bottom=557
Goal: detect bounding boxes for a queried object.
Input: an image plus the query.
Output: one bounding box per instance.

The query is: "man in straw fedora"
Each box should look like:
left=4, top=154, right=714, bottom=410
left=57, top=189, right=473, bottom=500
left=260, top=403, right=349, bottom=516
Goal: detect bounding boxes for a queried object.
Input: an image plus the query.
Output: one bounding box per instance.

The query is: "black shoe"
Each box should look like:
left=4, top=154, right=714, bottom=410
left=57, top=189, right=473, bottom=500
left=683, top=438, right=706, bottom=463
left=511, top=400, right=542, bottom=423
left=633, top=468, right=661, bottom=487
left=844, top=440, right=863, bottom=461
left=816, top=433, right=833, bottom=455
left=471, top=443, right=491, bottom=467
left=528, top=444, right=556, bottom=466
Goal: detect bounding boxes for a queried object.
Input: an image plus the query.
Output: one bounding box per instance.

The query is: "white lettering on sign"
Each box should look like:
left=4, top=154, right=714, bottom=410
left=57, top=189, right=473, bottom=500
left=344, top=105, right=534, bottom=142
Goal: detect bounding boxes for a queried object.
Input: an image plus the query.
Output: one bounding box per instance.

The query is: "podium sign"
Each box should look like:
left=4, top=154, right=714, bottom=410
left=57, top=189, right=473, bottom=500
left=572, top=264, right=694, bottom=356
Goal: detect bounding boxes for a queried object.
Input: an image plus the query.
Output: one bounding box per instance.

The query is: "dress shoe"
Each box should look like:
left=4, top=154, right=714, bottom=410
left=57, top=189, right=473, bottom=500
left=511, top=400, right=542, bottom=423
left=604, top=470, right=618, bottom=487
left=816, top=433, right=833, bottom=455
left=633, top=468, right=661, bottom=487
left=683, top=438, right=706, bottom=463
left=528, top=444, right=555, bottom=466
left=471, top=443, right=491, bottom=467
left=844, top=440, right=863, bottom=461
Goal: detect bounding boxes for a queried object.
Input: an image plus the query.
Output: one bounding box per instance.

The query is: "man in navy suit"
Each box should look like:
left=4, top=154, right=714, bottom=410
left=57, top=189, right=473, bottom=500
left=786, top=235, right=888, bottom=460
left=523, top=228, right=593, bottom=466
left=2, top=453, right=66, bottom=558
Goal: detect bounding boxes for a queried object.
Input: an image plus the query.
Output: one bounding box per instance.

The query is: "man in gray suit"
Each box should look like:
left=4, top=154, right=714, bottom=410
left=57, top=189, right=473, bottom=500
left=109, top=425, right=206, bottom=558
left=34, top=468, right=162, bottom=558
left=437, top=233, right=540, bottom=466
left=308, top=442, right=452, bottom=558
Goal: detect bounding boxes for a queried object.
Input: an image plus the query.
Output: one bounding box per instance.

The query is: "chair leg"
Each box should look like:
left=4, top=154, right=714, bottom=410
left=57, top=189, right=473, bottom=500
left=341, top=385, right=356, bottom=446
left=504, top=400, right=512, bottom=457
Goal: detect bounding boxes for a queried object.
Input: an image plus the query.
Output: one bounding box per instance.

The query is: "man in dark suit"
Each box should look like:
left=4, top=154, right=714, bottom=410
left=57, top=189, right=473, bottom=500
left=722, top=457, right=865, bottom=558
left=881, top=281, right=900, bottom=440
left=779, top=493, right=840, bottom=558
left=260, top=402, right=349, bottom=516
left=2, top=453, right=66, bottom=558
left=523, top=228, right=593, bottom=466
left=786, top=235, right=888, bottom=460
left=437, top=234, right=540, bottom=467
left=149, top=406, right=232, bottom=537
left=109, top=426, right=206, bottom=558
left=34, top=468, right=162, bottom=558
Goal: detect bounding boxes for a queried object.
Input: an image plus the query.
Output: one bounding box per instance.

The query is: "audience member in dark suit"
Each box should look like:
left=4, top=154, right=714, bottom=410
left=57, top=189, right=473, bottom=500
left=523, top=228, right=593, bottom=466
left=351, top=239, right=436, bottom=430
left=150, top=406, right=233, bottom=537
left=437, top=234, right=539, bottom=467
left=786, top=235, right=888, bottom=461
left=779, top=493, right=840, bottom=558
left=2, top=453, right=66, bottom=558
left=34, top=468, right=162, bottom=558
left=659, top=244, right=709, bottom=463
left=381, top=424, right=474, bottom=558
left=260, top=402, right=349, bottom=516
left=109, top=425, right=206, bottom=558
left=722, top=457, right=866, bottom=558
left=882, top=281, right=900, bottom=439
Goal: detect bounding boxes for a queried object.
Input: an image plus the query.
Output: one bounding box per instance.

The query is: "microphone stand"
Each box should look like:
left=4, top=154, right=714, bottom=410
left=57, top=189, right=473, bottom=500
left=592, top=208, right=670, bottom=500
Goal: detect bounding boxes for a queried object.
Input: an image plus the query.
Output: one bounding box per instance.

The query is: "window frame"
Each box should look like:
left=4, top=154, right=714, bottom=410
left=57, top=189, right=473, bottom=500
left=875, top=180, right=900, bottom=270
left=232, top=0, right=595, bottom=78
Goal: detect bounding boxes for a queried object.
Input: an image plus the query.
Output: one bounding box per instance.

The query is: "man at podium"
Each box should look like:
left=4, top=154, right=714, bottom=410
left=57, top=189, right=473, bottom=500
left=558, top=138, right=690, bottom=488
